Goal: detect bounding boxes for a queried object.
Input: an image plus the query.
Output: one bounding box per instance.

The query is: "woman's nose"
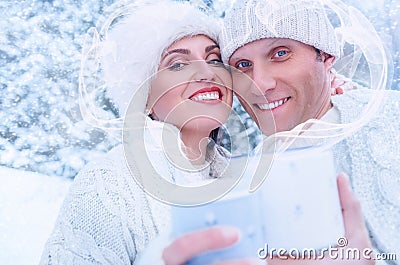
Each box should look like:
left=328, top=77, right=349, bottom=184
left=192, top=60, right=216, bottom=82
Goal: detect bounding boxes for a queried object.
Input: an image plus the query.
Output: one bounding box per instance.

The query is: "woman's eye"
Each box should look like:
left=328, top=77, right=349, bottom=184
left=208, top=59, right=223, bottom=66
left=168, top=62, right=187, bottom=71
left=236, top=61, right=251, bottom=69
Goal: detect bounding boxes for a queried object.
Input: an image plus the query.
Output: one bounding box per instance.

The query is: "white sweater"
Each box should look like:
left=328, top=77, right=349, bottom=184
left=40, top=125, right=230, bottom=264
left=331, top=89, right=400, bottom=262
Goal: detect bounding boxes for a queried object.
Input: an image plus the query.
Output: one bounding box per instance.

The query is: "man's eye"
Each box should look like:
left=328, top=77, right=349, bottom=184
left=275, top=50, right=288, bottom=57
left=236, top=61, right=251, bottom=68
left=168, top=62, right=187, bottom=71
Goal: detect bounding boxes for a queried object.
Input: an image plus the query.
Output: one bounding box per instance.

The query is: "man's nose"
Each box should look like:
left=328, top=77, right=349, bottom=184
left=250, top=61, right=276, bottom=95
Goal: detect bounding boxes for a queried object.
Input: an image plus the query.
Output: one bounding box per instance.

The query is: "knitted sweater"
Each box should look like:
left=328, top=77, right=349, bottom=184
left=331, top=89, right=400, bottom=262
left=40, top=134, right=229, bottom=264
left=40, top=89, right=400, bottom=264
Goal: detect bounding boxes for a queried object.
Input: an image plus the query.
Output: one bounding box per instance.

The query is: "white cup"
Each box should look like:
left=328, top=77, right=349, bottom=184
left=171, top=158, right=266, bottom=264
left=259, top=146, right=345, bottom=254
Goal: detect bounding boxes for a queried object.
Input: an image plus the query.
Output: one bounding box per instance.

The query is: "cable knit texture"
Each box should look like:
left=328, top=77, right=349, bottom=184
left=40, top=89, right=399, bottom=264
left=40, top=139, right=229, bottom=264
left=220, top=0, right=340, bottom=63
left=331, top=89, right=400, bottom=261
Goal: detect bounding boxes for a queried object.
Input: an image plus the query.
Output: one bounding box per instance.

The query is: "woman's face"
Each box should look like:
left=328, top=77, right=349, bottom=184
left=147, top=35, right=233, bottom=134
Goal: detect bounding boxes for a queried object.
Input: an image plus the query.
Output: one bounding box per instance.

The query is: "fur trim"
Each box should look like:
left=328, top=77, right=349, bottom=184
left=99, top=0, right=221, bottom=116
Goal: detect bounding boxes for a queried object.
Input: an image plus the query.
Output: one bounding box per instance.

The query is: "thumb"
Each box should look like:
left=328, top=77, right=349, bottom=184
left=162, top=226, right=240, bottom=265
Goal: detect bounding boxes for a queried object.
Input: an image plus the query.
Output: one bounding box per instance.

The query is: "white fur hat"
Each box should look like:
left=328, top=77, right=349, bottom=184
left=99, top=0, right=221, bottom=116
left=220, top=0, right=340, bottom=63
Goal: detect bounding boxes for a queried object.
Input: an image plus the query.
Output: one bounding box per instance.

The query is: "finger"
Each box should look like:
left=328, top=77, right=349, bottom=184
left=335, top=87, right=344, bottom=95
left=162, top=226, right=240, bottom=265
left=330, top=75, right=344, bottom=87
left=336, top=173, right=368, bottom=241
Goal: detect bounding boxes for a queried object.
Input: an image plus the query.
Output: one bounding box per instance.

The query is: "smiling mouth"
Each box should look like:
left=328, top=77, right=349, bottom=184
left=189, top=87, right=222, bottom=102
left=256, top=97, right=290, bottom=110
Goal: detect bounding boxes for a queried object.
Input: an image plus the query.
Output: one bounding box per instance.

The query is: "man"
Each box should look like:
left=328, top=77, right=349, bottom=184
left=221, top=0, right=399, bottom=262
left=160, top=0, right=400, bottom=264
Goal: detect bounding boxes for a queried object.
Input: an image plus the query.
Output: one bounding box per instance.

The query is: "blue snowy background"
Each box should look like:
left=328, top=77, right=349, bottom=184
left=0, top=1, right=399, bottom=264
left=0, top=0, right=399, bottom=179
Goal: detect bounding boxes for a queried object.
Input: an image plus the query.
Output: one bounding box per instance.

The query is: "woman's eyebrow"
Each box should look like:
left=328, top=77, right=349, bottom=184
left=162, top=48, right=190, bottom=60
left=205, top=45, right=219, bottom=53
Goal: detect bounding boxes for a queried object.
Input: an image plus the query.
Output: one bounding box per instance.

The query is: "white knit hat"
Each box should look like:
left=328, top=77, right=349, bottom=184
left=220, top=0, right=341, bottom=63
left=95, top=0, right=221, bottom=116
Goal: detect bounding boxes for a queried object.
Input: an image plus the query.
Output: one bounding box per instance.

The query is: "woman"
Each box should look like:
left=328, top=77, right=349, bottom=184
left=41, top=0, right=355, bottom=264
left=40, top=1, right=232, bottom=264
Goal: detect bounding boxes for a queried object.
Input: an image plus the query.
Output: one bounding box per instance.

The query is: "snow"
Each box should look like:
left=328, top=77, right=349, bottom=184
left=0, top=166, right=71, bottom=265
left=0, top=1, right=398, bottom=265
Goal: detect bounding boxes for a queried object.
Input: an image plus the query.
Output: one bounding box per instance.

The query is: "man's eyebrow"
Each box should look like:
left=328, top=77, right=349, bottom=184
left=205, top=45, right=219, bottom=53
left=162, top=49, right=190, bottom=59
left=229, top=39, right=283, bottom=63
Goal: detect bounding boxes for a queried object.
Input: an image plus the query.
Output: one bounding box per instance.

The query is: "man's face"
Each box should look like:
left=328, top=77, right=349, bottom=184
left=229, top=38, right=335, bottom=136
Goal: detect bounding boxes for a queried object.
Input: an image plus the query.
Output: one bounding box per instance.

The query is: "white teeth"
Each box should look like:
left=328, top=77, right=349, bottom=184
left=257, top=97, right=288, bottom=110
left=191, top=91, right=220, bottom=101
